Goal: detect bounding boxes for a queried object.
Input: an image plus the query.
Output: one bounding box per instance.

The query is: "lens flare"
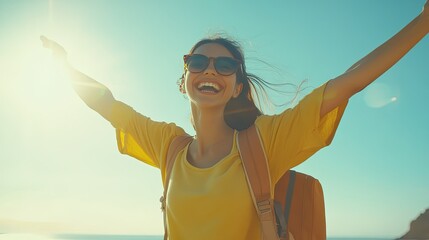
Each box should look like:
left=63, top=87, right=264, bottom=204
left=363, top=82, right=399, bottom=108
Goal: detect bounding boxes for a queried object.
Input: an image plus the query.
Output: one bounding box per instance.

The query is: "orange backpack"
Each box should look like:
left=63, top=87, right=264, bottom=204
left=162, top=125, right=326, bottom=240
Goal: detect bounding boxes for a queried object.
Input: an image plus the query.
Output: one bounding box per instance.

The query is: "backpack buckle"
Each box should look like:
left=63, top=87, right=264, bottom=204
left=256, top=199, right=273, bottom=214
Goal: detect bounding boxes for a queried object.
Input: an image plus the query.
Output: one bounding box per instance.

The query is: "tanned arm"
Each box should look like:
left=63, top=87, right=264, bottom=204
left=321, top=1, right=429, bottom=117
left=41, top=36, right=116, bottom=121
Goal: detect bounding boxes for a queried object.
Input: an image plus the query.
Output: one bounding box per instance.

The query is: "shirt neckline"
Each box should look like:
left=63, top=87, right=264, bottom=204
left=183, top=130, right=238, bottom=171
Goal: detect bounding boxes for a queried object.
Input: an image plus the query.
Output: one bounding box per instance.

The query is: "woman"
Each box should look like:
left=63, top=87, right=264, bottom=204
left=41, top=2, right=428, bottom=239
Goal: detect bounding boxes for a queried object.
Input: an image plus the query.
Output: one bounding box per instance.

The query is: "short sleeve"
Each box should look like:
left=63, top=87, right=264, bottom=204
left=109, top=101, right=186, bottom=170
left=255, top=83, right=348, bottom=183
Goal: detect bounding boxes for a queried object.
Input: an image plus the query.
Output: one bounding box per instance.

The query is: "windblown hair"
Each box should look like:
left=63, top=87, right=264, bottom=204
left=182, top=37, right=286, bottom=131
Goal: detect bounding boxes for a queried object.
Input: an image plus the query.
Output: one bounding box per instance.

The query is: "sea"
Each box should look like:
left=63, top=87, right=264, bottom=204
left=0, top=234, right=394, bottom=240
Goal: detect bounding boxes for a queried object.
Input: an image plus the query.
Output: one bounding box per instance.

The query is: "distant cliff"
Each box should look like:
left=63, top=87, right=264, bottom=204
left=398, top=208, right=429, bottom=239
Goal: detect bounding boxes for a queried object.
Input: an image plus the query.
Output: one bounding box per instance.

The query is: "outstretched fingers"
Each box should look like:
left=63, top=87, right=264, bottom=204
left=40, top=35, right=50, bottom=48
left=40, top=35, right=67, bottom=60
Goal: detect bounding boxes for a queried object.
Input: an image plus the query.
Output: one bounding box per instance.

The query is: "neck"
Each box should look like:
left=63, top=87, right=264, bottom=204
left=190, top=103, right=235, bottom=157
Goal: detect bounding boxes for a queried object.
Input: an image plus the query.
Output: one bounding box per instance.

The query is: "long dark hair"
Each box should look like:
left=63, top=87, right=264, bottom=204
left=182, top=37, right=284, bottom=131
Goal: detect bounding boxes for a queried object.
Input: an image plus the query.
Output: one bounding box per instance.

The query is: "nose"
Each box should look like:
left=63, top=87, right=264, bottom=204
left=203, top=58, right=217, bottom=75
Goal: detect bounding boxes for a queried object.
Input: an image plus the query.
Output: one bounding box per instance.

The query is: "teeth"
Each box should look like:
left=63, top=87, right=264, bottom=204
left=197, top=82, right=220, bottom=91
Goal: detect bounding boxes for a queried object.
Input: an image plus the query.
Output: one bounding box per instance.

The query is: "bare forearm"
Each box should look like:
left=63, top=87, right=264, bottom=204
left=321, top=11, right=428, bottom=117
left=40, top=35, right=116, bottom=120
left=65, top=62, right=115, bottom=120
left=340, top=13, right=428, bottom=94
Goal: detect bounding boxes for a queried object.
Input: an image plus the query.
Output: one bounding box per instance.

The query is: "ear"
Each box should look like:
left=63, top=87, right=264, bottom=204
left=233, top=82, right=243, bottom=98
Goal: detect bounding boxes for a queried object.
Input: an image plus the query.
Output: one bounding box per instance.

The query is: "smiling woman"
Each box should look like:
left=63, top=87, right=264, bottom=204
left=2, top=0, right=429, bottom=238
left=38, top=2, right=429, bottom=236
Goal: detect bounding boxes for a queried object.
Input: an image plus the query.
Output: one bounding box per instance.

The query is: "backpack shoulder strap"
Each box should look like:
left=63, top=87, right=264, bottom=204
left=237, top=125, right=279, bottom=240
left=283, top=170, right=296, bottom=235
left=163, top=135, right=193, bottom=186
left=161, top=134, right=193, bottom=240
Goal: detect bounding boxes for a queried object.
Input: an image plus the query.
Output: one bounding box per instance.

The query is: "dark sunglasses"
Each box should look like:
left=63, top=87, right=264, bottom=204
left=184, top=54, right=242, bottom=76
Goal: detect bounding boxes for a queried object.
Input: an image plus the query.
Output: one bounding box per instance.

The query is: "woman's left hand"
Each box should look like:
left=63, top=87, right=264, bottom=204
left=422, top=0, right=429, bottom=32
left=424, top=0, right=429, bottom=13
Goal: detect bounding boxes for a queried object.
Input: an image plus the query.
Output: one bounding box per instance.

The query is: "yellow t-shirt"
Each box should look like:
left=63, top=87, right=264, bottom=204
left=109, top=83, right=347, bottom=240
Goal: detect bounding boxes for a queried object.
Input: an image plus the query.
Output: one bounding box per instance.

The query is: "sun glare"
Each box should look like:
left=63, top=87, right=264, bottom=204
left=363, top=82, right=399, bottom=108
left=3, top=37, right=71, bottom=116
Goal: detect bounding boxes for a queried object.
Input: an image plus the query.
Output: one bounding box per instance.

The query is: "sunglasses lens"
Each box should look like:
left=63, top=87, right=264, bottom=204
left=215, top=57, right=239, bottom=76
left=184, top=54, right=240, bottom=76
left=186, top=55, right=209, bottom=73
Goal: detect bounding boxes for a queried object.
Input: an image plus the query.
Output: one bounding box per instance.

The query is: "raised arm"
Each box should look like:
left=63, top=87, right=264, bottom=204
left=41, top=36, right=116, bottom=121
left=321, top=1, right=429, bottom=117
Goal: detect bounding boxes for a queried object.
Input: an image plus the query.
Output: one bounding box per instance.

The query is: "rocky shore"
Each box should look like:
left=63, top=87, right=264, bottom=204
left=398, top=208, right=429, bottom=239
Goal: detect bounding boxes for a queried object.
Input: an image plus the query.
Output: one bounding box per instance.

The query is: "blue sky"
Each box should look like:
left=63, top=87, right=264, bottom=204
left=0, top=0, right=428, bottom=238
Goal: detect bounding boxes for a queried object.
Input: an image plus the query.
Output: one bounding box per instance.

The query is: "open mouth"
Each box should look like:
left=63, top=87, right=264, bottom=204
left=197, top=82, right=221, bottom=93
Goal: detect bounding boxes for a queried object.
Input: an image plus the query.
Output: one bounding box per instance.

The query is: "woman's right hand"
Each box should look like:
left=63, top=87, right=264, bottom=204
left=40, top=35, right=68, bottom=62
